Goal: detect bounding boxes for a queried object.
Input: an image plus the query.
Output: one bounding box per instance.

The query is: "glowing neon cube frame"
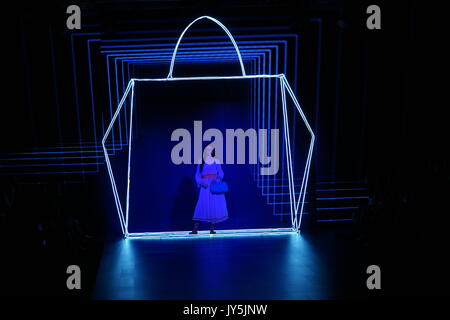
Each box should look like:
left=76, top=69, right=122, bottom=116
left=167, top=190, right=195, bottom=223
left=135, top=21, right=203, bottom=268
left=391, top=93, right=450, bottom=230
left=102, top=16, right=315, bottom=239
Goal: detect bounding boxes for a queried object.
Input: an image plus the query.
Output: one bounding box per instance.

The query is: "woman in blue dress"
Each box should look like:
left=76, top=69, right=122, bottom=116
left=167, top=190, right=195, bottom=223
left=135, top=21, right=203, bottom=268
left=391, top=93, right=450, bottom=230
left=189, top=145, right=228, bottom=234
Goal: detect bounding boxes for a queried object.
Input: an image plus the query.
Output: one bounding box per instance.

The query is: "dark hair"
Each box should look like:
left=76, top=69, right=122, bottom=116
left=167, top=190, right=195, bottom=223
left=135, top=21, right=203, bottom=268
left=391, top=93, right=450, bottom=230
left=199, top=145, right=216, bottom=173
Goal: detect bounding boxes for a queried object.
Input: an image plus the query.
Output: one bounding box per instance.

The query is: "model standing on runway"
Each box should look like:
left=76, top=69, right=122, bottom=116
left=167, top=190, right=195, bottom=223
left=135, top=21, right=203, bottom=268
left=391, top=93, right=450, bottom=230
left=190, top=145, right=228, bottom=234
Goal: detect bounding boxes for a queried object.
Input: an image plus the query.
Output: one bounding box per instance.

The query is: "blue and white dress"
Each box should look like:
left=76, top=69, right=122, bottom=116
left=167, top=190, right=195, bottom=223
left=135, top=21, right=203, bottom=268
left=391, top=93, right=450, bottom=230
left=192, top=160, right=229, bottom=223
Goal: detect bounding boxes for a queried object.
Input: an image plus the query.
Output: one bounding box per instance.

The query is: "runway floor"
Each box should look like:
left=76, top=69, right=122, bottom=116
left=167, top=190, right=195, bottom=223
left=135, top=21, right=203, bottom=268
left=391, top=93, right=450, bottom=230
left=92, top=225, right=376, bottom=299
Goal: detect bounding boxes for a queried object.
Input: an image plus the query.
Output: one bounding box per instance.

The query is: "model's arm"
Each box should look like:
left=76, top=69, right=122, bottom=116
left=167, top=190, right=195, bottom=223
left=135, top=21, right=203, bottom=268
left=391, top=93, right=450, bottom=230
left=195, top=164, right=208, bottom=188
left=195, top=164, right=202, bottom=185
left=216, top=162, right=224, bottom=181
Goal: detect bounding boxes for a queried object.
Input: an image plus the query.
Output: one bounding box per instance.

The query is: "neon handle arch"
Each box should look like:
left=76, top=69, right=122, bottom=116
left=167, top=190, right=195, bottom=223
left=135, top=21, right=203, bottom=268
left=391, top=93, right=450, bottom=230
left=167, top=16, right=247, bottom=78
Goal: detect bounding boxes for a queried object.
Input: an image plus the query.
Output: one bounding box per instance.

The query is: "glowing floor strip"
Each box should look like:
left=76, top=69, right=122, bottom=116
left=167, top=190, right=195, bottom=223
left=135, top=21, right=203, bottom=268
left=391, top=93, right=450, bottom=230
left=102, top=16, right=314, bottom=237
left=127, top=228, right=296, bottom=239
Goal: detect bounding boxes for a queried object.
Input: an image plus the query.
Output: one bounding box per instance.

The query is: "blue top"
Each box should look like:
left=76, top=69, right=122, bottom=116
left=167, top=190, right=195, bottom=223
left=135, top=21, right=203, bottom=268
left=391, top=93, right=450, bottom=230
left=195, top=161, right=224, bottom=188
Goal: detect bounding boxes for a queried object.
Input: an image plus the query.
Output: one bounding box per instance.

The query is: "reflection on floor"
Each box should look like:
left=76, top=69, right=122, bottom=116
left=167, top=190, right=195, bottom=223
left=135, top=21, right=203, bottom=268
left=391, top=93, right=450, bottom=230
left=92, top=226, right=370, bottom=299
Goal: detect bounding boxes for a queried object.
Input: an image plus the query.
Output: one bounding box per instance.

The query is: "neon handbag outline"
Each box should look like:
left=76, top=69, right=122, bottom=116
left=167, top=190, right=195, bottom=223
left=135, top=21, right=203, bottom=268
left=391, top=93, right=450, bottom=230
left=102, top=16, right=315, bottom=238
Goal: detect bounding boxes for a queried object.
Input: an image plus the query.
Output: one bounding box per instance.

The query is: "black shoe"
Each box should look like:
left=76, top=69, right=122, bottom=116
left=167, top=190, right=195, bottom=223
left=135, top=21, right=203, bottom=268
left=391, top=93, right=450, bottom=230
left=209, top=223, right=216, bottom=234
left=189, top=222, right=200, bottom=235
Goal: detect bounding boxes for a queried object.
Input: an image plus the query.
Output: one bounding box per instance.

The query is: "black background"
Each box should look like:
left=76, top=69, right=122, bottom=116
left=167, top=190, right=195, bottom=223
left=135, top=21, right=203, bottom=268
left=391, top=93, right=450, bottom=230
left=0, top=0, right=447, bottom=301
